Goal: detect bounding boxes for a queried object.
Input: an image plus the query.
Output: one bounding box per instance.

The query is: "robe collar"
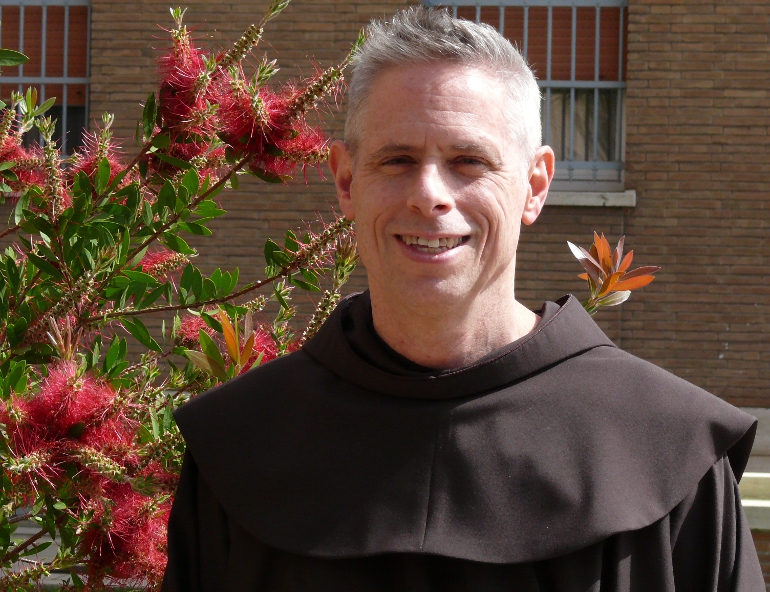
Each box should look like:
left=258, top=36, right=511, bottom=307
left=303, top=292, right=615, bottom=399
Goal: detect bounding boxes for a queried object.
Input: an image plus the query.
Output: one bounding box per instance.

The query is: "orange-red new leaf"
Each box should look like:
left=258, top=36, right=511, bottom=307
left=597, top=271, right=624, bottom=298
left=578, top=273, right=589, bottom=281
left=622, top=265, right=660, bottom=281
left=618, top=250, right=634, bottom=273
left=614, top=275, right=655, bottom=291
left=240, top=332, right=256, bottom=367
left=217, top=310, right=240, bottom=363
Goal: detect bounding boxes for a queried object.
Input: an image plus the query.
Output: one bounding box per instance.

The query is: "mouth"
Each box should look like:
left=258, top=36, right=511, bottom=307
left=397, top=234, right=469, bottom=254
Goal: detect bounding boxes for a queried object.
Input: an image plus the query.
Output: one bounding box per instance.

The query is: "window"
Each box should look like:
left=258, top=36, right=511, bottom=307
left=425, top=0, right=632, bottom=203
left=0, top=0, right=90, bottom=154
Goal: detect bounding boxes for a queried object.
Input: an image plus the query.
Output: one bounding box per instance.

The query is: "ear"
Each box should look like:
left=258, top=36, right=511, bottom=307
left=522, top=145, right=555, bottom=226
left=329, top=139, right=355, bottom=220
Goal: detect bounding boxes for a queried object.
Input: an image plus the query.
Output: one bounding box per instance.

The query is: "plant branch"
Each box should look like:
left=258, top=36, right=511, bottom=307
left=128, top=156, right=249, bottom=262
left=1, top=525, right=47, bottom=564
left=8, top=512, right=32, bottom=525
left=83, top=216, right=352, bottom=323
left=0, top=224, right=20, bottom=240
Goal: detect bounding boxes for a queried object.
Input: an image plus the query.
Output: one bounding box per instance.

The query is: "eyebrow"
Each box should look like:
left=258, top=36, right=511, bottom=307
left=369, top=142, right=504, bottom=166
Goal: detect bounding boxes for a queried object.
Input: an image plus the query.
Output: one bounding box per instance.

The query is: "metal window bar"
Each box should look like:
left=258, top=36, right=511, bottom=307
left=0, top=0, right=91, bottom=154
left=425, top=0, right=628, bottom=188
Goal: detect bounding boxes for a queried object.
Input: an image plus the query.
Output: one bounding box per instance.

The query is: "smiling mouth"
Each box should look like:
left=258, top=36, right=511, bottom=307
left=397, top=234, right=469, bottom=253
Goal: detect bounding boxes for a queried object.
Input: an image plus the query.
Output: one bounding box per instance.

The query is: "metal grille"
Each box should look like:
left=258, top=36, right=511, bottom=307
left=0, top=0, right=91, bottom=154
left=425, top=0, right=628, bottom=191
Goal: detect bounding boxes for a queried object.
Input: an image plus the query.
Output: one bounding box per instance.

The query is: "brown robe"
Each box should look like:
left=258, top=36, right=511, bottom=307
left=162, top=293, right=763, bottom=591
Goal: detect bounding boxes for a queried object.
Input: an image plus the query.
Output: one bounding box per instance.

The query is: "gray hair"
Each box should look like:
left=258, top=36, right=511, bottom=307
left=345, top=7, right=542, bottom=166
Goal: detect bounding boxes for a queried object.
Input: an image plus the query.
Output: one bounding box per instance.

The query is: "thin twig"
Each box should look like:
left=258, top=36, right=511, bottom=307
left=8, top=512, right=32, bottom=525
left=83, top=267, right=285, bottom=323
left=0, top=526, right=47, bottom=563
left=0, top=223, right=20, bottom=240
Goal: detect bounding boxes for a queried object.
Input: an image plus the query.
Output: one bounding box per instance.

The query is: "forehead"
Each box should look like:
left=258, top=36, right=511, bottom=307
left=358, top=63, right=511, bottom=152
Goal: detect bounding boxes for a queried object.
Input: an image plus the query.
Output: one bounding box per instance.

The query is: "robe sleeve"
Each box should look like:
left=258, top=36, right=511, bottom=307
left=161, top=450, right=232, bottom=592
left=669, top=455, right=765, bottom=591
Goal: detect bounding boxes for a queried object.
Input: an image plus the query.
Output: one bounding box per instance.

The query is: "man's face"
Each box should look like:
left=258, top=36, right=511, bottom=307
left=330, top=63, right=552, bottom=310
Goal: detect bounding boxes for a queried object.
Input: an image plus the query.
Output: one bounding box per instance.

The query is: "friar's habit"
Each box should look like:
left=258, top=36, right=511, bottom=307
left=162, top=292, right=764, bottom=591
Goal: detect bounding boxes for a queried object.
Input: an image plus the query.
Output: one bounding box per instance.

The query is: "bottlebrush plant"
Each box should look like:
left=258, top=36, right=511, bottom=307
left=0, top=2, right=359, bottom=589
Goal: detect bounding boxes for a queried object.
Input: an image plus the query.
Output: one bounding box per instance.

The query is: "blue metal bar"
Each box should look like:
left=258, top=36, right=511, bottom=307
left=498, top=4, right=504, bottom=34
left=522, top=6, right=528, bottom=58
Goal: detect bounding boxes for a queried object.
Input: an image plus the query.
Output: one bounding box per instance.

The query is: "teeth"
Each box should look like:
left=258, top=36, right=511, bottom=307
left=400, top=235, right=464, bottom=251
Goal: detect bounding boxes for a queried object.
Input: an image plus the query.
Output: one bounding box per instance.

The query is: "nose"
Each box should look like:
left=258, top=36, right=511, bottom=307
left=406, top=161, right=455, bottom=217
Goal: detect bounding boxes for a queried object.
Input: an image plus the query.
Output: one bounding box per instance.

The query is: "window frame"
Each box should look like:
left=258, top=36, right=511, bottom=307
left=0, top=0, right=91, bottom=154
left=424, top=0, right=634, bottom=206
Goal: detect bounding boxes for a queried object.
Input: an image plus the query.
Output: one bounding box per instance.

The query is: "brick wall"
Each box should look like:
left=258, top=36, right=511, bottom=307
left=621, top=0, right=770, bottom=406
left=87, top=0, right=770, bottom=405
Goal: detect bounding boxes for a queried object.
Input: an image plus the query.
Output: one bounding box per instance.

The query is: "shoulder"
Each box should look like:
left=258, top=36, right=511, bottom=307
left=174, top=349, right=331, bottom=433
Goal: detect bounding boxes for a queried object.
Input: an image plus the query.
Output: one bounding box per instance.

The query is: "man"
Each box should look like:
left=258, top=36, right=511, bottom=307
left=162, top=8, right=764, bottom=591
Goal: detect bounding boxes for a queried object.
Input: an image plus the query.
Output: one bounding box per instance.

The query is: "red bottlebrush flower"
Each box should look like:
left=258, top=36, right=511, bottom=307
left=81, top=479, right=172, bottom=587
left=157, top=30, right=213, bottom=134
left=214, top=72, right=292, bottom=158
left=140, top=248, right=188, bottom=279
left=21, top=361, right=117, bottom=438
left=68, top=130, right=126, bottom=190
left=175, top=314, right=216, bottom=348
left=0, top=136, right=46, bottom=200
left=80, top=417, right=138, bottom=460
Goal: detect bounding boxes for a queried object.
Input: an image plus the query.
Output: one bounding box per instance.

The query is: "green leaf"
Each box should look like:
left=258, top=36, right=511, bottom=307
left=151, top=133, right=171, bottom=149
left=181, top=168, right=200, bottom=198
left=26, top=253, right=63, bottom=280
left=122, top=317, right=162, bottom=352
left=0, top=161, right=16, bottom=171
left=0, top=49, right=28, bottom=67
left=154, top=152, right=192, bottom=169
left=272, top=250, right=292, bottom=267
left=284, top=229, right=299, bottom=252
left=290, top=275, right=321, bottom=292
left=102, top=336, right=126, bottom=374
left=194, top=200, right=226, bottom=218
left=250, top=167, right=285, bottom=184
left=162, top=232, right=196, bottom=255
left=138, top=283, right=167, bottom=308
left=123, top=270, right=161, bottom=286
left=142, top=93, right=157, bottom=139
left=105, top=168, right=128, bottom=193
left=157, top=180, right=176, bottom=212
left=199, top=331, right=227, bottom=374
left=32, top=96, right=56, bottom=117
left=176, top=222, right=211, bottom=236
left=184, top=350, right=227, bottom=380
left=94, top=158, right=110, bottom=195
left=264, top=238, right=280, bottom=266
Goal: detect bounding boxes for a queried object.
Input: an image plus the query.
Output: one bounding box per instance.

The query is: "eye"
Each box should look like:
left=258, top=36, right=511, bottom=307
left=381, top=155, right=414, bottom=166
left=453, top=156, right=488, bottom=169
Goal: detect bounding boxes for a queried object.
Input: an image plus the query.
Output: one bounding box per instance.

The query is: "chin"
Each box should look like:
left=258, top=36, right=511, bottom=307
left=394, top=276, right=472, bottom=310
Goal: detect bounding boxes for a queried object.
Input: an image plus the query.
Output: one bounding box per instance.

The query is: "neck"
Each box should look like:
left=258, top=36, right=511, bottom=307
left=369, top=283, right=540, bottom=370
